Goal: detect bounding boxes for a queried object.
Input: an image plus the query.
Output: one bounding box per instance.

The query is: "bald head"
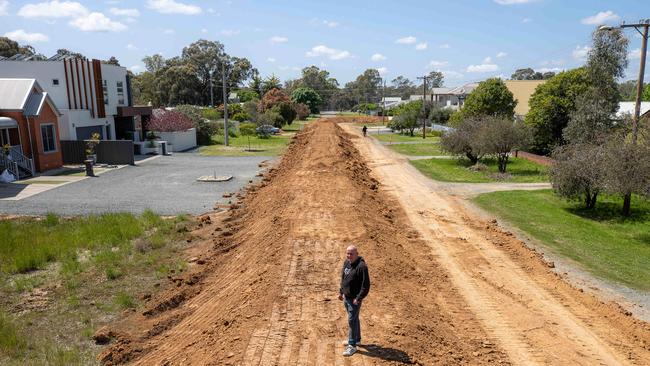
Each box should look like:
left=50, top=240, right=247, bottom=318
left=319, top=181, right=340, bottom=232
left=346, top=245, right=359, bottom=263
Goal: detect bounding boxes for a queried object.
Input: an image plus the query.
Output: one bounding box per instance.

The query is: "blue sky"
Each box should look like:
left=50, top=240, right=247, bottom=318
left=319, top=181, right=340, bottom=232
left=1, top=0, right=648, bottom=86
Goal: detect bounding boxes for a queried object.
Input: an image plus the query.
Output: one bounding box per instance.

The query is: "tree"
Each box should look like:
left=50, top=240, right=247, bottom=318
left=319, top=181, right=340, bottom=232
left=525, top=68, right=590, bottom=154
left=55, top=48, right=85, bottom=59
left=294, top=103, right=310, bottom=120
left=237, top=89, right=259, bottom=103
left=291, top=87, right=322, bottom=114
left=429, top=107, right=453, bottom=125
left=348, top=69, right=382, bottom=104
left=550, top=143, right=606, bottom=209
left=243, top=100, right=260, bottom=123
left=462, top=78, right=517, bottom=118
left=147, top=109, right=194, bottom=132
left=181, top=39, right=226, bottom=105
left=239, top=122, right=257, bottom=150
left=390, top=76, right=416, bottom=99
left=425, top=71, right=444, bottom=88
left=643, top=83, right=650, bottom=101
left=389, top=101, right=424, bottom=136
left=272, top=102, right=297, bottom=125
left=143, top=54, right=165, bottom=73
left=262, top=74, right=282, bottom=95
left=479, top=117, right=532, bottom=173
left=440, top=117, right=489, bottom=164
left=260, top=88, right=290, bottom=112
left=0, top=37, right=36, bottom=58
left=104, top=56, right=120, bottom=66
left=511, top=68, right=556, bottom=80
left=287, top=66, right=339, bottom=108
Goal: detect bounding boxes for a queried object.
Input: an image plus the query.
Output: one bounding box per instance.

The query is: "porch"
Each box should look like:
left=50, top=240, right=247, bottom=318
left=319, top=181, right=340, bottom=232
left=0, top=117, right=35, bottom=180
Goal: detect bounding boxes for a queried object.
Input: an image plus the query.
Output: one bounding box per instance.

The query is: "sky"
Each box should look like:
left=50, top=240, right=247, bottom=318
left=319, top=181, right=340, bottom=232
left=1, top=0, right=648, bottom=87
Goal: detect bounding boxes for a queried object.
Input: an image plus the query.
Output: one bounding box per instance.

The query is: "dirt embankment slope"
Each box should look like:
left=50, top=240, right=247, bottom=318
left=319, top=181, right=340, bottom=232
left=98, top=120, right=510, bottom=365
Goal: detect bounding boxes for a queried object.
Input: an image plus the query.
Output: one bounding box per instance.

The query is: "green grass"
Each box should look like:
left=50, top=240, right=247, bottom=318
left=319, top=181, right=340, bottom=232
left=115, top=292, right=136, bottom=310
left=281, top=119, right=309, bottom=132
left=199, top=133, right=292, bottom=156
left=0, top=311, right=25, bottom=358
left=387, top=143, right=449, bottom=156
left=473, top=190, right=650, bottom=290
left=410, top=157, right=548, bottom=183
left=372, top=133, right=440, bottom=143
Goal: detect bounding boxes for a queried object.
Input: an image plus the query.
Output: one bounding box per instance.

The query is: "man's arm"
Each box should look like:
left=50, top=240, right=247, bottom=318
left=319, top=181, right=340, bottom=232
left=355, top=264, right=370, bottom=302
left=339, top=261, right=346, bottom=295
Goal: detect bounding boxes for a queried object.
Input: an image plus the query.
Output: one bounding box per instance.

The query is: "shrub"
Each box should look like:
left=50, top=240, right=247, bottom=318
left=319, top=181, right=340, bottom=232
left=272, top=101, right=296, bottom=125
left=290, top=87, right=322, bottom=114
left=440, top=116, right=489, bottom=164
left=259, top=88, right=290, bottom=112
left=196, top=119, right=219, bottom=145
left=201, top=108, right=221, bottom=121
left=232, top=112, right=250, bottom=122
left=147, top=109, right=194, bottom=132
left=294, top=103, right=310, bottom=120
left=258, top=110, right=284, bottom=129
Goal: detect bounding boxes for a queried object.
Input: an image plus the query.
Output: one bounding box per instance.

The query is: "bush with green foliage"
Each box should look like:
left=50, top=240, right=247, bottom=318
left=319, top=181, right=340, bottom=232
left=440, top=116, right=489, bottom=164
left=201, top=107, right=221, bottom=121
left=429, top=107, right=453, bottom=125
left=388, top=101, right=422, bottom=136
left=237, top=89, right=259, bottom=103
left=231, top=112, right=250, bottom=122
left=258, top=110, right=284, bottom=129
left=239, top=122, right=258, bottom=149
left=260, top=88, right=290, bottom=112
left=463, top=78, right=517, bottom=118
left=196, top=120, right=219, bottom=145
left=272, top=102, right=297, bottom=125
left=290, top=87, right=322, bottom=114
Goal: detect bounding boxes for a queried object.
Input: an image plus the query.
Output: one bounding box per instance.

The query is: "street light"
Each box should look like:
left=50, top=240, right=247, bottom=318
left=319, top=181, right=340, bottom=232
left=599, top=19, right=649, bottom=142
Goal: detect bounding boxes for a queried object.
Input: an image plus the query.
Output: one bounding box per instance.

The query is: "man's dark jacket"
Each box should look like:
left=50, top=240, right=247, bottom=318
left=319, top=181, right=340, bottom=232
left=340, top=257, right=370, bottom=302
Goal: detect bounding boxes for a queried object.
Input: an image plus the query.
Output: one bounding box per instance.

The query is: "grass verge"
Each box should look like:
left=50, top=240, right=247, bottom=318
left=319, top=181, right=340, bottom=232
left=387, top=143, right=449, bottom=156
left=372, top=133, right=440, bottom=143
left=411, top=157, right=548, bottom=183
left=0, top=211, right=193, bottom=365
left=473, top=190, right=650, bottom=290
left=199, top=133, right=292, bottom=157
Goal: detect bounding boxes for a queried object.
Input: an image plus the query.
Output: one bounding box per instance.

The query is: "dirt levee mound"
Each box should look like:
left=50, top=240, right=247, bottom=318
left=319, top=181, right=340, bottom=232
left=98, top=120, right=509, bottom=365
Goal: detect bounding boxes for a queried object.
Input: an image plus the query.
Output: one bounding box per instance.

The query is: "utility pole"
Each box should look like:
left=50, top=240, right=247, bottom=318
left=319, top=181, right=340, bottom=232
left=222, top=63, right=229, bottom=146
left=600, top=19, right=649, bottom=142
left=417, top=75, right=428, bottom=139
left=209, top=70, right=214, bottom=107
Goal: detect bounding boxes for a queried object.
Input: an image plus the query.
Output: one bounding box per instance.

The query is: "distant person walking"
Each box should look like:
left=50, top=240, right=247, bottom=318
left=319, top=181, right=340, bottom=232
left=362, top=125, right=368, bottom=137
left=339, top=245, right=370, bottom=357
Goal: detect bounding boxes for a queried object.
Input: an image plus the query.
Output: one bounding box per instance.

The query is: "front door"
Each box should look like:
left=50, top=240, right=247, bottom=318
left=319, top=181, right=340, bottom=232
left=0, top=127, right=21, bottom=151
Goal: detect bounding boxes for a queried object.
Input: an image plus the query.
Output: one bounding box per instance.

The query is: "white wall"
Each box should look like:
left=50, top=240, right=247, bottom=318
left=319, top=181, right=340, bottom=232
left=155, top=128, right=197, bottom=152
left=0, top=60, right=127, bottom=140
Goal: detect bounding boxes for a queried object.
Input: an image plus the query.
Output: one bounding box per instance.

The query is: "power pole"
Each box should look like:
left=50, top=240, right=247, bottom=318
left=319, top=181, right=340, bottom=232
left=222, top=64, right=229, bottom=146
left=417, top=75, right=428, bottom=139
left=209, top=70, right=214, bottom=107
left=382, top=79, right=386, bottom=125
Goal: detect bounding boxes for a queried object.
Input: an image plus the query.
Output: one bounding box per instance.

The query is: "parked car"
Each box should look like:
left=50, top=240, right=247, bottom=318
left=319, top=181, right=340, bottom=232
left=256, top=125, right=281, bottom=135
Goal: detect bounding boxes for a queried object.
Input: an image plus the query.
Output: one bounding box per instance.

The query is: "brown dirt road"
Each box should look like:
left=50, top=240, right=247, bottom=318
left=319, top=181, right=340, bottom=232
left=98, top=119, right=650, bottom=365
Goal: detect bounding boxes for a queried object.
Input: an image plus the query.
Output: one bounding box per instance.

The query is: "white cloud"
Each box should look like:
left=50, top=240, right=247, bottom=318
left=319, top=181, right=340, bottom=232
left=323, top=20, right=339, bottom=27
left=207, top=7, right=215, bottom=13
left=377, top=67, right=388, bottom=75
left=267, top=57, right=276, bottom=63
left=522, top=17, right=532, bottom=23
left=69, top=12, right=126, bottom=32
left=442, top=70, right=464, bottom=79
left=109, top=7, right=139, bottom=17
left=629, top=48, right=641, bottom=60
left=467, top=59, right=499, bottom=73
left=126, top=43, right=138, bottom=50
left=572, top=45, right=591, bottom=61
left=439, top=43, right=451, bottom=49
left=201, top=28, right=208, bottom=33
left=146, top=0, right=201, bottom=15
left=396, top=36, right=417, bottom=44
left=305, top=45, right=351, bottom=60
left=18, top=1, right=88, bottom=18
left=0, top=1, right=8, bottom=16
left=220, top=29, right=239, bottom=36
left=496, top=51, right=507, bottom=58
left=269, top=36, right=288, bottom=44
left=163, top=28, right=175, bottom=34
left=540, top=59, right=564, bottom=66
left=371, top=53, right=386, bottom=61
left=581, top=10, right=619, bottom=25
left=494, top=0, right=537, bottom=4
left=415, top=42, right=428, bottom=50
left=4, top=29, right=49, bottom=43
left=129, top=65, right=141, bottom=72
left=538, top=67, right=562, bottom=73
left=428, top=60, right=448, bottom=68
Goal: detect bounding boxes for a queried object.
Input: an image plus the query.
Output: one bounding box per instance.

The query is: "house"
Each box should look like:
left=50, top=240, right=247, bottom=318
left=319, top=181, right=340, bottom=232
left=0, top=56, right=151, bottom=144
left=380, top=97, right=407, bottom=110
left=410, top=82, right=479, bottom=110
left=0, top=78, right=63, bottom=176
left=504, top=80, right=546, bottom=118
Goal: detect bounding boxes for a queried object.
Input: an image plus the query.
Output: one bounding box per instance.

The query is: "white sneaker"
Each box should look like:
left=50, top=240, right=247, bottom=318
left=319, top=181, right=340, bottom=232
left=341, top=340, right=363, bottom=346
left=342, top=345, right=357, bottom=357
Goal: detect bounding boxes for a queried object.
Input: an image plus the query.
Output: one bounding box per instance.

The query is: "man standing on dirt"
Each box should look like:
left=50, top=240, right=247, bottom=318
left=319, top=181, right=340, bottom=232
left=362, top=125, right=368, bottom=137
left=339, top=245, right=370, bottom=357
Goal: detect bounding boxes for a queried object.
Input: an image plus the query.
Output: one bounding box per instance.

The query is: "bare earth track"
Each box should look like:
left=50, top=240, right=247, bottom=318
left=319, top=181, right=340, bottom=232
left=99, top=119, right=650, bottom=365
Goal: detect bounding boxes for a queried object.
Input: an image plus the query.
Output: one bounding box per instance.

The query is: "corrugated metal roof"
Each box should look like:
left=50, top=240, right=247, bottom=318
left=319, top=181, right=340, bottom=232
left=23, top=91, right=46, bottom=116
left=0, top=78, right=35, bottom=110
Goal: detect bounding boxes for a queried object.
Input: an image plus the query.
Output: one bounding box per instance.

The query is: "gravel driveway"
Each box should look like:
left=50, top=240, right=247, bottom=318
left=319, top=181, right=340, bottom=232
left=0, top=153, right=273, bottom=215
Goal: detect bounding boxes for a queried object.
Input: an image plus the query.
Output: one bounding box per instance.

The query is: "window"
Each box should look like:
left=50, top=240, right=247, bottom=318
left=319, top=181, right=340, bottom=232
left=52, top=79, right=59, bottom=86
left=40, top=124, right=56, bottom=153
left=117, top=81, right=124, bottom=105
left=103, top=80, right=108, bottom=105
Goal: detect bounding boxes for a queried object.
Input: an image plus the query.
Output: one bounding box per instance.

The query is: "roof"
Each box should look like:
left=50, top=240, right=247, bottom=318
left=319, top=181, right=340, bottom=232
left=431, top=87, right=453, bottom=94
left=617, top=102, right=650, bottom=118
left=381, top=97, right=402, bottom=102
left=0, top=78, right=61, bottom=116
left=447, top=82, right=479, bottom=96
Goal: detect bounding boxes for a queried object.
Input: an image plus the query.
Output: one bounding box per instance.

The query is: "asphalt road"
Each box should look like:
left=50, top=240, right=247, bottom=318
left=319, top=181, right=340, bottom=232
left=0, top=153, right=273, bottom=216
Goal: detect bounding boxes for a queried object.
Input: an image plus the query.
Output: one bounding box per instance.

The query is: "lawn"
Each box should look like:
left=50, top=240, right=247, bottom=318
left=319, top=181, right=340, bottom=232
left=372, top=133, right=440, bottom=143
left=199, top=133, right=292, bottom=157
left=410, top=157, right=548, bottom=183
left=387, top=143, right=449, bottom=156
left=0, top=212, right=192, bottom=365
left=473, top=190, right=650, bottom=290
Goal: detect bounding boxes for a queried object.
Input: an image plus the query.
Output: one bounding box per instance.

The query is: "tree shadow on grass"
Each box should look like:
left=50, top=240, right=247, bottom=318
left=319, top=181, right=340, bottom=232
left=356, top=344, right=414, bottom=364
left=565, top=200, right=650, bottom=224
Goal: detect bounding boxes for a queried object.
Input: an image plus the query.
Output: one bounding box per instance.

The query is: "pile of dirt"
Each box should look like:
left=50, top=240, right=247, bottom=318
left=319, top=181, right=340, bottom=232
left=98, top=120, right=509, bottom=365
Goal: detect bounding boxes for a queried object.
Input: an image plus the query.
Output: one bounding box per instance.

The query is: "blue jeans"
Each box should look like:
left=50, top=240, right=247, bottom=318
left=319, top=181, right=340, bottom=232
left=344, top=298, right=361, bottom=346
